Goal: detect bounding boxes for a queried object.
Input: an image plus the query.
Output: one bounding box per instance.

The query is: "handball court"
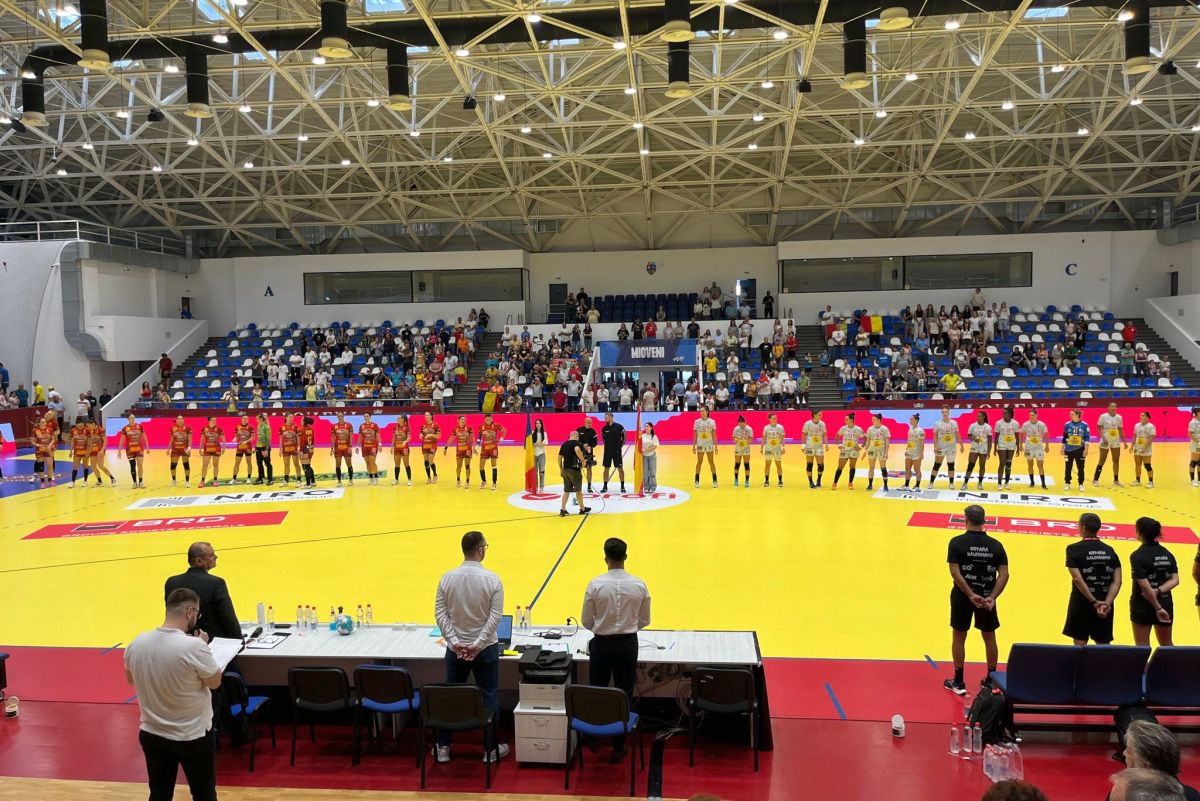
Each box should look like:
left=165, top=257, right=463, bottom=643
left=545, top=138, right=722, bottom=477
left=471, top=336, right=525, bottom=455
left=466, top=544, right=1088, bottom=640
left=0, top=408, right=1197, bottom=800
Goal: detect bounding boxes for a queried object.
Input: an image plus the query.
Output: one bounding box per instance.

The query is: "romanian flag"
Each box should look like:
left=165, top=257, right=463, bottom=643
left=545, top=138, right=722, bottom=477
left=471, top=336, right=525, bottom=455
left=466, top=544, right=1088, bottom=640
left=523, top=412, right=538, bottom=492
left=633, top=408, right=644, bottom=495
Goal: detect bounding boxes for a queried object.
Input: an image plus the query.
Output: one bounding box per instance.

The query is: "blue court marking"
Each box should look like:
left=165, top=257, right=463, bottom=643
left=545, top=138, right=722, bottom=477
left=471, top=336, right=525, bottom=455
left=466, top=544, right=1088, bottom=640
left=100, top=643, right=122, bottom=655
left=527, top=513, right=589, bottom=611
left=925, top=654, right=939, bottom=669
left=123, top=694, right=138, bottom=704
left=824, top=682, right=848, bottom=721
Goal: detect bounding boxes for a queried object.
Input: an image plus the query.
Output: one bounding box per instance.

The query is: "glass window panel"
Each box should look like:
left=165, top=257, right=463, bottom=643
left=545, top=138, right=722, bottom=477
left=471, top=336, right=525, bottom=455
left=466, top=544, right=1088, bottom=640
left=411, top=268, right=524, bottom=302
left=303, top=271, right=414, bottom=305
left=903, top=252, right=1032, bottom=290
left=780, top=256, right=902, bottom=293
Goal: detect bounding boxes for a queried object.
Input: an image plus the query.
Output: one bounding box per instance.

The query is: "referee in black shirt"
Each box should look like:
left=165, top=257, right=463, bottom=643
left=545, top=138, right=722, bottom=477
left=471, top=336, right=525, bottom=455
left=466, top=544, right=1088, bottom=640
left=559, top=431, right=591, bottom=517
left=600, top=412, right=627, bottom=493
left=944, top=505, right=1009, bottom=696
left=577, top=417, right=599, bottom=492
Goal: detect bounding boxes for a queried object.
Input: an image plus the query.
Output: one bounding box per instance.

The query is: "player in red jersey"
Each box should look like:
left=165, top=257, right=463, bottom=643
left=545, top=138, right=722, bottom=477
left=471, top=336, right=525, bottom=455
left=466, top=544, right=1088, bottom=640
left=279, top=415, right=302, bottom=485
left=86, top=420, right=115, bottom=486
left=390, top=415, right=412, bottom=486
left=357, top=412, right=381, bottom=485
left=231, top=414, right=255, bottom=484
left=167, top=415, right=193, bottom=487
left=68, top=419, right=91, bottom=488
left=420, top=410, right=441, bottom=483
left=299, top=416, right=317, bottom=487
left=476, top=413, right=506, bottom=491
left=330, top=411, right=355, bottom=487
left=197, top=416, right=225, bottom=487
left=118, top=413, right=148, bottom=488
left=444, top=414, right=475, bottom=488
left=31, top=421, right=56, bottom=487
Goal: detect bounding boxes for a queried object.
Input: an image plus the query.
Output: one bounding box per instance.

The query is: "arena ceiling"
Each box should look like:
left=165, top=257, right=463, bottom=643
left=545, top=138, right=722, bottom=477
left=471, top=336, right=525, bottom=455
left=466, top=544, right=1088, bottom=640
left=1, top=0, right=1200, bottom=255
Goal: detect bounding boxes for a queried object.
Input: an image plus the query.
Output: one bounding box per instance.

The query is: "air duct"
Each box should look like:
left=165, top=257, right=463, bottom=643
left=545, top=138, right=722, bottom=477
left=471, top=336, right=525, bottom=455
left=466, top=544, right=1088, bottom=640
left=875, top=7, right=913, bottom=32
left=184, top=49, right=212, bottom=118
left=662, top=0, right=693, bottom=43
left=386, top=45, right=412, bottom=110
left=77, top=0, right=112, bottom=70
left=840, top=17, right=869, bottom=90
left=19, top=57, right=48, bottom=127
left=318, top=0, right=353, bottom=59
left=665, top=40, right=691, bottom=98
left=1122, top=1, right=1153, bottom=75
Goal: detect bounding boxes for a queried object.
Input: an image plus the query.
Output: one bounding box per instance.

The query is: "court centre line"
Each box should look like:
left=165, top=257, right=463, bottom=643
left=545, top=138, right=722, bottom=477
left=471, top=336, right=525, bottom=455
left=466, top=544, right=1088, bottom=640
left=824, top=683, right=848, bottom=721
left=527, top=512, right=590, bottom=612
left=100, top=643, right=122, bottom=655
left=925, top=654, right=940, bottom=670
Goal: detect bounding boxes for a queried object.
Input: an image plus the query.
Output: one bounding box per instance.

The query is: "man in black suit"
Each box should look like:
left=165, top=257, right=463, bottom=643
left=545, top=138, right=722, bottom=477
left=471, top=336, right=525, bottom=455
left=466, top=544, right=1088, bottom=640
left=164, top=542, right=243, bottom=642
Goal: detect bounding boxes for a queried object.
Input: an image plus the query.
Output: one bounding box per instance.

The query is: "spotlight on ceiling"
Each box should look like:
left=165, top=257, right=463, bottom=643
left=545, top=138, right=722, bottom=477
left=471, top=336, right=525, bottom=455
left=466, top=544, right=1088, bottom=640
left=455, top=46, right=470, bottom=58
left=463, top=96, right=477, bottom=110
left=526, top=13, right=540, bottom=23
left=147, top=108, right=165, bottom=122
left=797, top=78, right=812, bottom=93
left=212, top=32, right=229, bottom=44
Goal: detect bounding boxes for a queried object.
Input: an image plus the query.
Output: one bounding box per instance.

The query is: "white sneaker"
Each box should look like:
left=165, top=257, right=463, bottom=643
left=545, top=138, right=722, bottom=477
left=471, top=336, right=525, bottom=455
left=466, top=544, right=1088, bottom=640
left=184, top=480, right=190, bottom=488
left=433, top=745, right=450, bottom=763
left=1131, top=480, right=1141, bottom=486
left=171, top=480, right=176, bottom=487
left=69, top=483, right=75, bottom=489
left=407, top=479, right=413, bottom=486
left=483, top=743, right=510, bottom=763
left=392, top=479, right=399, bottom=486
left=1147, top=481, right=1154, bottom=489
left=1192, top=479, right=1199, bottom=488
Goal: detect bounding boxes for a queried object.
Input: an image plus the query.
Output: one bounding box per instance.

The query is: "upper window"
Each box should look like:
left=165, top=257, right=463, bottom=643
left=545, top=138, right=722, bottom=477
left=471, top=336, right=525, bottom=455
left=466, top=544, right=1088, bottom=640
left=365, top=0, right=406, bottom=12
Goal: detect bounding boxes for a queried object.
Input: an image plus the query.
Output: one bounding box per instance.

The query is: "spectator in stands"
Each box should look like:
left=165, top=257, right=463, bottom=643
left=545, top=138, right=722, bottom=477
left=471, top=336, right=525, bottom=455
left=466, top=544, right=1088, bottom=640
left=617, top=323, right=630, bottom=341
left=140, top=382, right=153, bottom=404
left=979, top=782, right=1048, bottom=801
left=1050, top=342, right=1066, bottom=370
left=687, top=319, right=700, bottom=339
left=1122, top=321, right=1137, bottom=345
left=1109, top=768, right=1187, bottom=801
left=587, top=305, right=600, bottom=324
left=941, top=369, right=963, bottom=399
left=1120, top=343, right=1136, bottom=377
left=1122, top=721, right=1200, bottom=800
left=818, top=305, right=833, bottom=325
left=762, top=291, right=775, bottom=319
left=1033, top=342, right=1049, bottom=371
left=158, top=353, right=173, bottom=385
left=829, top=325, right=846, bottom=360
left=631, top=319, right=644, bottom=340
left=971, top=287, right=985, bottom=310
left=1135, top=346, right=1150, bottom=376
left=855, top=328, right=870, bottom=361
left=0, top=362, right=7, bottom=394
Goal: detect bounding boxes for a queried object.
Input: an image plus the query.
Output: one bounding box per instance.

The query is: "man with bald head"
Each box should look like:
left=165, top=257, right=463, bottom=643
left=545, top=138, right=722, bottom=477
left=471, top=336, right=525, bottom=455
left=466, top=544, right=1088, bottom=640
left=164, top=542, right=242, bottom=642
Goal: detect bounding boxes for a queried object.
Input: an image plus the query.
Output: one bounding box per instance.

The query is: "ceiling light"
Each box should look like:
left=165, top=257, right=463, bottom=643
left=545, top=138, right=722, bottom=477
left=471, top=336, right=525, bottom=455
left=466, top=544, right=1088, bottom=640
left=455, top=46, right=470, bottom=58
left=613, top=40, right=627, bottom=50
left=964, top=131, right=976, bottom=140
left=243, top=160, right=254, bottom=168
left=1123, top=56, right=1153, bottom=75
left=163, top=63, right=179, bottom=74
left=186, top=137, right=198, bottom=146
left=0, top=114, right=11, bottom=125
left=1001, top=100, right=1014, bottom=110
left=56, top=168, right=67, bottom=176
left=1050, top=62, right=1065, bottom=73
left=542, top=152, right=552, bottom=158
left=1192, top=124, right=1200, bottom=132
left=212, top=32, right=228, bottom=44
left=875, top=7, right=914, bottom=31
left=1077, top=126, right=1089, bottom=135
left=80, top=142, right=93, bottom=149
left=409, top=130, right=419, bottom=137
left=366, top=99, right=380, bottom=107
left=724, top=0, right=736, bottom=4
left=639, top=147, right=650, bottom=154
left=624, top=86, right=636, bottom=95
left=853, top=136, right=865, bottom=145
left=752, top=112, right=764, bottom=122
left=840, top=72, right=870, bottom=91
left=1117, top=8, right=1134, bottom=22
left=297, top=133, right=309, bottom=142
left=238, top=104, right=251, bottom=113
left=493, top=92, right=506, bottom=101
left=760, top=79, right=774, bottom=89
left=944, top=19, right=961, bottom=31
left=772, top=28, right=787, bottom=41
left=520, top=125, right=532, bottom=133
left=116, top=109, right=129, bottom=119
left=340, top=158, right=351, bottom=165
left=904, top=71, right=918, bottom=82
left=231, top=0, right=247, bottom=6
left=21, top=68, right=36, bottom=80
left=747, top=142, right=758, bottom=150
left=875, top=109, right=888, bottom=118
left=61, top=2, right=77, bottom=13
left=632, top=121, right=644, bottom=129
left=526, top=12, right=541, bottom=23
left=1129, top=96, right=1143, bottom=105
left=443, top=155, right=453, bottom=162
left=311, top=54, right=326, bottom=65
left=151, top=165, right=162, bottom=172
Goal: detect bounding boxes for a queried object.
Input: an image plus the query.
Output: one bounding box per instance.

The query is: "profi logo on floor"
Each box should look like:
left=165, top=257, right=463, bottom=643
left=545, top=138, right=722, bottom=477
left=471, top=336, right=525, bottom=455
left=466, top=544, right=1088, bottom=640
left=507, top=485, right=690, bottom=514
left=874, top=487, right=1115, bottom=511
left=126, top=488, right=345, bottom=510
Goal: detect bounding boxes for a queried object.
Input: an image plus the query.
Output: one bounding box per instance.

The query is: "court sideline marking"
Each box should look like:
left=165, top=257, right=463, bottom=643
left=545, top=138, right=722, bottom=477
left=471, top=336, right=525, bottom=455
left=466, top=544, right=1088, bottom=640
left=526, top=512, right=590, bottom=611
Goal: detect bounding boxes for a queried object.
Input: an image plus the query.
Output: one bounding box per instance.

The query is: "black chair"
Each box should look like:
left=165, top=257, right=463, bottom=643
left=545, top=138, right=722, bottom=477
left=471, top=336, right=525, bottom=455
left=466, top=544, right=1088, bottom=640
left=0, top=653, right=8, bottom=701
left=417, top=683, right=498, bottom=789
left=221, top=671, right=275, bottom=772
left=352, top=665, right=419, bottom=767
left=688, top=666, right=759, bottom=771
left=288, top=667, right=352, bottom=766
left=565, top=685, right=643, bottom=796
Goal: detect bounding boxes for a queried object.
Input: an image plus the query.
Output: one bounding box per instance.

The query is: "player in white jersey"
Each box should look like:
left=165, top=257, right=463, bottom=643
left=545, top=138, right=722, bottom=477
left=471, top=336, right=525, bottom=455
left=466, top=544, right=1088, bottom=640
left=930, top=406, right=962, bottom=488
left=903, top=413, right=925, bottom=490
left=761, top=413, right=786, bottom=487
left=1093, top=402, right=1125, bottom=487
left=1129, top=411, right=1156, bottom=489
left=731, top=415, right=754, bottom=488
left=864, top=413, right=891, bottom=492
left=1188, top=406, right=1200, bottom=487
left=961, top=412, right=993, bottom=491
left=993, top=408, right=1020, bottom=489
left=692, top=405, right=718, bottom=488
left=832, top=412, right=865, bottom=490
left=802, top=410, right=828, bottom=488
left=1019, top=409, right=1050, bottom=489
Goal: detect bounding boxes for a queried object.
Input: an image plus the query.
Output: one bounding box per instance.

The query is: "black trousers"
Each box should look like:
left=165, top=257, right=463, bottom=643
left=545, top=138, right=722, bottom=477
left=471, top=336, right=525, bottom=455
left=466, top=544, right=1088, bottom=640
left=1065, top=451, right=1085, bottom=485
left=589, top=633, right=638, bottom=750
left=139, top=729, right=216, bottom=801
left=255, top=447, right=273, bottom=481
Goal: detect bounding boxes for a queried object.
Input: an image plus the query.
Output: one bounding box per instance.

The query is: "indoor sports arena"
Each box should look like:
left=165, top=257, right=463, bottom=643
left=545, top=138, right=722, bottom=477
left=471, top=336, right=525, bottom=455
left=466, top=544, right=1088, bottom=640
left=1, top=3, right=1199, bottom=801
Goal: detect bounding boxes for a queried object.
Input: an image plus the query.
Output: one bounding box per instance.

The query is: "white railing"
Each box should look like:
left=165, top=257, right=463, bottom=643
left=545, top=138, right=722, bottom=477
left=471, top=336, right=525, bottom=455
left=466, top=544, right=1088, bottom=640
left=0, top=220, right=187, bottom=257
left=100, top=319, right=209, bottom=416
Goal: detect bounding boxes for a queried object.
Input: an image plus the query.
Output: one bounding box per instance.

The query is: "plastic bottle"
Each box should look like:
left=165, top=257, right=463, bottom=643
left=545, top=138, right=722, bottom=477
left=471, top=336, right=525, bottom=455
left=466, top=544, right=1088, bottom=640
left=365, top=604, right=373, bottom=628
left=972, top=723, right=983, bottom=755
left=516, top=606, right=525, bottom=628
left=950, top=725, right=961, bottom=755
left=356, top=604, right=364, bottom=629
left=309, top=605, right=318, bottom=630
left=526, top=605, right=532, bottom=629
left=329, top=605, right=336, bottom=623
left=961, top=724, right=974, bottom=758
left=296, top=605, right=304, bottom=628
left=266, top=605, right=275, bottom=634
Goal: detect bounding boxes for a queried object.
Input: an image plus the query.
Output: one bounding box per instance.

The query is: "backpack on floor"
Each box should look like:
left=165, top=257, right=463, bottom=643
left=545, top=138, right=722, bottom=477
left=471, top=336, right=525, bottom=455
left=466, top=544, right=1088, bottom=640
left=967, top=683, right=1014, bottom=745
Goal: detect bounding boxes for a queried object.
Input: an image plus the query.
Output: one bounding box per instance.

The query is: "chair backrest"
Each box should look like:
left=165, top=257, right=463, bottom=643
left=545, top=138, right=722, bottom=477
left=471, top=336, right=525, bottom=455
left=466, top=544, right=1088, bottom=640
left=566, top=685, right=631, bottom=730
left=354, top=665, right=415, bottom=705
left=1075, top=645, right=1150, bottom=706
left=691, top=666, right=755, bottom=714
left=420, top=683, right=488, bottom=731
left=288, top=667, right=351, bottom=712
left=222, top=670, right=250, bottom=709
left=1004, top=644, right=1080, bottom=704
left=1144, top=647, right=1200, bottom=707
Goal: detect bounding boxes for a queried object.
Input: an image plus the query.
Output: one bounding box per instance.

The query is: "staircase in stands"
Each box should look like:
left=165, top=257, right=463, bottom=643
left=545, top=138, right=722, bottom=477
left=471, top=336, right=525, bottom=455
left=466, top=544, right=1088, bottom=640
left=1125, top=318, right=1200, bottom=390
left=793, top=325, right=845, bottom=410
left=446, top=332, right=504, bottom=413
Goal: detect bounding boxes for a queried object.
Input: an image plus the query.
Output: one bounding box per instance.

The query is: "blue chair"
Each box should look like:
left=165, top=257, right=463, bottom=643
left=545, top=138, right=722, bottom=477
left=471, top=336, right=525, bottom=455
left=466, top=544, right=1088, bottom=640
left=353, top=666, right=419, bottom=766
left=565, top=685, right=643, bottom=795
left=222, top=671, right=275, bottom=772
left=990, top=644, right=1080, bottom=705
left=1144, top=647, right=1200, bottom=707
left=1074, top=646, right=1149, bottom=706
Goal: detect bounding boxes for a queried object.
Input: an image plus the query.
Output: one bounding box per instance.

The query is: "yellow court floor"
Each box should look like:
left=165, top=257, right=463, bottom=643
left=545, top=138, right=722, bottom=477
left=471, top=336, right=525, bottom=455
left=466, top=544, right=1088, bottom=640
left=1, top=444, right=1197, bottom=661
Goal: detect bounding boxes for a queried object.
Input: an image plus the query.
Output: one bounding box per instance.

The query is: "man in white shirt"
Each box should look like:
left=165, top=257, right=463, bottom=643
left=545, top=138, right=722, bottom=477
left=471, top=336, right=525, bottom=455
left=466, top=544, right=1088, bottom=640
left=433, top=531, right=508, bottom=764
left=124, top=587, right=223, bottom=801
left=617, top=385, right=634, bottom=411
left=581, top=537, right=651, bottom=761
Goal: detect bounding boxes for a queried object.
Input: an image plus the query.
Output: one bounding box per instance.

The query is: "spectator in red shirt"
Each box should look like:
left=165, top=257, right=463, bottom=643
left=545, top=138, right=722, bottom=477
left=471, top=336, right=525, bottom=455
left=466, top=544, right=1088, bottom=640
left=1122, top=321, right=1137, bottom=344
left=644, top=320, right=657, bottom=339
left=158, top=353, right=173, bottom=384
left=476, top=377, right=491, bottom=410
left=552, top=387, right=568, bottom=412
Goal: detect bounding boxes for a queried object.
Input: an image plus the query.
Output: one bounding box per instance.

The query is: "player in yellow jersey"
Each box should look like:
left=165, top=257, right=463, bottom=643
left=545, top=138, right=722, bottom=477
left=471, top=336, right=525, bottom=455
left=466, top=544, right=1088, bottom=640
left=731, top=415, right=753, bottom=488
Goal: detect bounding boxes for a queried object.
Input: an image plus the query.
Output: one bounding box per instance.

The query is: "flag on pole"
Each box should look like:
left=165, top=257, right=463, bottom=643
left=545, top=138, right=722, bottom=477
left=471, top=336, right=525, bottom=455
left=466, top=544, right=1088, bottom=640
left=523, top=411, right=538, bottom=492
left=633, top=408, right=644, bottom=495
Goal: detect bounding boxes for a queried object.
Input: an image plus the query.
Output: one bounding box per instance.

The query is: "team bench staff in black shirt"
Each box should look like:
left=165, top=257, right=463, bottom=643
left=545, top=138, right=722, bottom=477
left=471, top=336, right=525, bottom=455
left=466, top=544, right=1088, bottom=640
left=944, top=504, right=1009, bottom=697
left=1063, top=513, right=1122, bottom=646
left=1129, top=517, right=1180, bottom=647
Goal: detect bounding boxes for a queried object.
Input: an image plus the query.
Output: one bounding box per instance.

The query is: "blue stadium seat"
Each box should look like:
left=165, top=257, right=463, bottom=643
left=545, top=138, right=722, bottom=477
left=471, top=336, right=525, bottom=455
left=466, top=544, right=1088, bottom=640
left=990, top=644, right=1079, bottom=705
left=1075, top=646, right=1150, bottom=706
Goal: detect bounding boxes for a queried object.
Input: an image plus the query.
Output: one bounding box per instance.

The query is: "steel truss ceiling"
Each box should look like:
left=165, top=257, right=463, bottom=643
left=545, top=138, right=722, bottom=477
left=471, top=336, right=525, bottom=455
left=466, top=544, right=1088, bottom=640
left=2, top=1, right=1200, bottom=255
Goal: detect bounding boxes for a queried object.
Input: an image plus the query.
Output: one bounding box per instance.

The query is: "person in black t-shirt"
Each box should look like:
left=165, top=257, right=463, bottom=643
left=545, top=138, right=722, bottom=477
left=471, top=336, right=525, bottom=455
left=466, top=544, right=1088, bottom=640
left=558, top=431, right=591, bottom=517
left=600, top=412, right=627, bottom=493
left=576, top=417, right=599, bottom=492
left=1062, top=512, right=1122, bottom=645
left=1193, top=544, right=1199, bottom=623
left=944, top=504, right=1009, bottom=696
left=1129, top=517, right=1180, bottom=646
